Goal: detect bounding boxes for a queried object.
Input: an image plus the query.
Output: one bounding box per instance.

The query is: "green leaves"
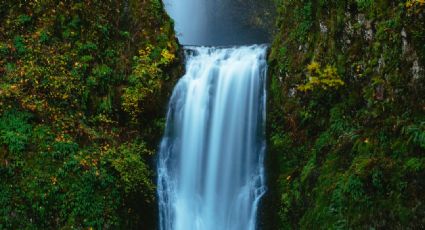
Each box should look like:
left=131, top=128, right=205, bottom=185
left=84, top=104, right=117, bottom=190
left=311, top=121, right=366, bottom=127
left=122, top=45, right=176, bottom=121
left=404, top=158, right=424, bottom=172
left=15, top=14, right=32, bottom=25
left=13, top=36, right=26, bottom=56
left=109, top=142, right=155, bottom=198
left=269, top=0, right=425, bottom=228
left=0, top=110, right=32, bottom=154
left=356, top=0, right=374, bottom=11
left=0, top=0, right=179, bottom=228
left=403, top=122, right=425, bottom=148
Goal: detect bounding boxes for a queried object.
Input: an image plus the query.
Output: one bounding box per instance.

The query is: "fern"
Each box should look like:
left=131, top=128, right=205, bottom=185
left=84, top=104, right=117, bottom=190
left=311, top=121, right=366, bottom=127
left=403, top=121, right=425, bottom=148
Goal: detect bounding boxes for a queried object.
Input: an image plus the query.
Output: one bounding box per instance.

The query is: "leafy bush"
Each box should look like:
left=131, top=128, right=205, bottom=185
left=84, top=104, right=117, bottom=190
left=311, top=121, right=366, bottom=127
left=109, top=142, right=155, bottom=197
left=298, top=61, right=345, bottom=92
left=0, top=110, right=32, bottom=154
left=0, top=0, right=179, bottom=228
left=403, top=122, right=425, bottom=148
left=268, top=0, right=425, bottom=228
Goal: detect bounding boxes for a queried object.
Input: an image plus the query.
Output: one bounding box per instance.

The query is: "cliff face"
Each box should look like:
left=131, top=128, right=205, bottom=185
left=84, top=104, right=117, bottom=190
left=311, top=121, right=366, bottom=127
left=0, top=0, right=180, bottom=228
left=267, top=0, right=425, bottom=228
left=2, top=0, right=425, bottom=229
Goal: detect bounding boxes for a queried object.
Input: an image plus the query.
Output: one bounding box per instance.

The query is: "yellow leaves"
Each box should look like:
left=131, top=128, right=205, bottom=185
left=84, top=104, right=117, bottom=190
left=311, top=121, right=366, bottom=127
left=101, top=144, right=111, bottom=152
left=78, top=154, right=99, bottom=170
left=160, top=49, right=175, bottom=65
left=121, top=88, right=145, bottom=119
left=407, top=0, right=425, bottom=7
left=307, top=61, right=320, bottom=74
left=139, top=45, right=153, bottom=58
left=123, top=43, right=177, bottom=121
left=32, top=30, right=41, bottom=39
left=355, top=64, right=363, bottom=75
left=79, top=158, right=89, bottom=168
left=9, top=84, right=18, bottom=91
left=298, top=61, right=345, bottom=92
left=138, top=45, right=175, bottom=68
left=22, top=101, right=37, bottom=112
left=51, top=176, right=57, bottom=185
left=0, top=84, right=20, bottom=98
left=55, top=134, right=66, bottom=142
left=406, top=0, right=425, bottom=13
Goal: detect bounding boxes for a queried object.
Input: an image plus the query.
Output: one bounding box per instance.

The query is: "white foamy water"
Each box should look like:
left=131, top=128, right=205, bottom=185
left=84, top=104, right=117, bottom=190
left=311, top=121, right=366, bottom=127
left=157, top=45, right=267, bottom=230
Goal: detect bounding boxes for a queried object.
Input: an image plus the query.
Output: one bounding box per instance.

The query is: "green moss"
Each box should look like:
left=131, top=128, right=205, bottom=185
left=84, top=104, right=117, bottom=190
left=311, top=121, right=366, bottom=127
left=267, top=0, right=425, bottom=228
left=0, top=0, right=180, bottom=228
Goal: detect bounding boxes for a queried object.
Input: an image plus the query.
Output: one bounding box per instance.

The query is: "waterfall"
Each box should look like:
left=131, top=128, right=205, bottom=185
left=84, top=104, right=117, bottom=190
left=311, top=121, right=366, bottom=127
left=157, top=45, right=267, bottom=230
left=163, top=0, right=269, bottom=45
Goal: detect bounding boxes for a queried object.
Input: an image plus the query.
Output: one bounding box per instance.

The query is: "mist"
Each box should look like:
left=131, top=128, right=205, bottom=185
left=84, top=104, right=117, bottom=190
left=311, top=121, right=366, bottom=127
left=163, top=0, right=272, bottom=46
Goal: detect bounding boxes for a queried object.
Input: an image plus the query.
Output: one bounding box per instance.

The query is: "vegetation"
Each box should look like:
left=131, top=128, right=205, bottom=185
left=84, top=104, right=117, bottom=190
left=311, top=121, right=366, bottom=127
left=0, top=0, right=180, bottom=228
left=297, top=61, right=344, bottom=92
left=266, top=0, right=425, bottom=229
left=2, top=0, right=424, bottom=229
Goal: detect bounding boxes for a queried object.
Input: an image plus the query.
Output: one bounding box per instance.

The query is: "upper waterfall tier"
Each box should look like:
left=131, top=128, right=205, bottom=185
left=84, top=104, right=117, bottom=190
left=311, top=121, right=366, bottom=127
left=163, top=0, right=271, bottom=46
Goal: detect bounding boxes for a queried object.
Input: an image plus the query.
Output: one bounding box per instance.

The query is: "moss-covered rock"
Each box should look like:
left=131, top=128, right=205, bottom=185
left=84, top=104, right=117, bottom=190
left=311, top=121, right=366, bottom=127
left=267, top=0, right=425, bottom=228
left=0, top=0, right=181, bottom=228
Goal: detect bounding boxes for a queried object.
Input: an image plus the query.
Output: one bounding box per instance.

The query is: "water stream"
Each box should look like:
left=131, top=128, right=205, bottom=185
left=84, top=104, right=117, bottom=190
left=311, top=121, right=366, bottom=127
left=158, top=0, right=268, bottom=228
left=157, top=45, right=267, bottom=230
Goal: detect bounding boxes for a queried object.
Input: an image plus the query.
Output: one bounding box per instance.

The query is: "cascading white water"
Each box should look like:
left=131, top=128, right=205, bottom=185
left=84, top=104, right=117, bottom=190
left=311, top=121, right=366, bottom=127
left=157, top=45, right=267, bottom=230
